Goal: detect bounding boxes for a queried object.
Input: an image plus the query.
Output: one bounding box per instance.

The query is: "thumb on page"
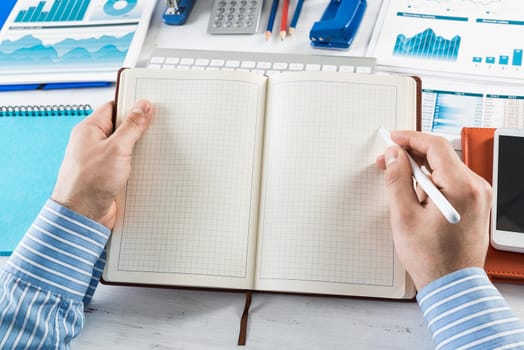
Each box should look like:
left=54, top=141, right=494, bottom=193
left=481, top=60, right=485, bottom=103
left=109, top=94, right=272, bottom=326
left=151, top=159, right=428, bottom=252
left=111, top=99, right=154, bottom=152
left=383, top=146, right=420, bottom=223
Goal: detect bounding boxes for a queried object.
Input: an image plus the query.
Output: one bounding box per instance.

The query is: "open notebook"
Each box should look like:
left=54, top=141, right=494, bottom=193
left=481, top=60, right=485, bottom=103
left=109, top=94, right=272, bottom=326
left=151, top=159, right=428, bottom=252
left=103, top=69, right=420, bottom=299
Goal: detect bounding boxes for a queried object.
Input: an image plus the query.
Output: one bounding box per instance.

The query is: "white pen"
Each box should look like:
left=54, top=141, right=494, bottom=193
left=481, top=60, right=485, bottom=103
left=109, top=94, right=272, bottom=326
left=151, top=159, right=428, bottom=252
left=378, top=127, right=461, bottom=224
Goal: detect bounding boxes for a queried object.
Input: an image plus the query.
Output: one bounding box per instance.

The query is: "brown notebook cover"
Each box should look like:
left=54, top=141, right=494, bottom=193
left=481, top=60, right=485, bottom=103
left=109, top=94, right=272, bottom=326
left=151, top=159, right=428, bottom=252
left=461, top=127, right=524, bottom=283
left=104, top=70, right=423, bottom=345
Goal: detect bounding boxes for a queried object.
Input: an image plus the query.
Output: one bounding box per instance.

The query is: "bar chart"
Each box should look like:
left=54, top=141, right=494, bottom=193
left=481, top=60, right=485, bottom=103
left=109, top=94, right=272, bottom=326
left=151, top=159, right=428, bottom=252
left=14, top=0, right=90, bottom=23
left=370, top=1, right=524, bottom=80
left=472, top=49, right=523, bottom=66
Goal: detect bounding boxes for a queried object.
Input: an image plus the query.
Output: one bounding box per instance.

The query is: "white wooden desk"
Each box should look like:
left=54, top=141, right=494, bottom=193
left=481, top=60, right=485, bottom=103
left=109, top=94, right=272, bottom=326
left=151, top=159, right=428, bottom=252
left=68, top=282, right=524, bottom=349
left=1, top=257, right=524, bottom=350
left=2, top=1, right=524, bottom=349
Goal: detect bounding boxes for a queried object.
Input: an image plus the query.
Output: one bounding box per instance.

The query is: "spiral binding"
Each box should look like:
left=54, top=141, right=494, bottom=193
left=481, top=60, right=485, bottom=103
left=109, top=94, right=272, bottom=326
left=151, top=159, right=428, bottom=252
left=0, top=104, right=93, bottom=117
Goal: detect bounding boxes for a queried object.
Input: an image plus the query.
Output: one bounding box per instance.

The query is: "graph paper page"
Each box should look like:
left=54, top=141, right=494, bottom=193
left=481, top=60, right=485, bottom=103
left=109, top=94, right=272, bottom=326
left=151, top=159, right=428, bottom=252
left=104, top=69, right=266, bottom=290
left=255, top=72, right=417, bottom=298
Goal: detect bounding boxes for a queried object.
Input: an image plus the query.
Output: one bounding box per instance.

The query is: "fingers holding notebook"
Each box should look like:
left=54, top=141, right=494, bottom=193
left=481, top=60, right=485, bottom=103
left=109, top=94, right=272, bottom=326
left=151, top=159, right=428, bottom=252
left=52, top=100, right=154, bottom=229
left=111, top=99, right=154, bottom=152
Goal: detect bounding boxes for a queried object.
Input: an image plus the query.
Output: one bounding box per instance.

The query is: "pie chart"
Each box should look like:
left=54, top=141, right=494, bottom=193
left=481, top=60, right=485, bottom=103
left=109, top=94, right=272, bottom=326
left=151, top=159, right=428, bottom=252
left=104, top=0, right=138, bottom=16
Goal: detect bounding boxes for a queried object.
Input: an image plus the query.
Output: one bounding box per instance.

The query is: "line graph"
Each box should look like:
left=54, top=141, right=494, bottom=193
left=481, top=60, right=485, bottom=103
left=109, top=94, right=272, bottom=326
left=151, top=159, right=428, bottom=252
left=393, top=28, right=461, bottom=61
left=0, top=31, right=134, bottom=74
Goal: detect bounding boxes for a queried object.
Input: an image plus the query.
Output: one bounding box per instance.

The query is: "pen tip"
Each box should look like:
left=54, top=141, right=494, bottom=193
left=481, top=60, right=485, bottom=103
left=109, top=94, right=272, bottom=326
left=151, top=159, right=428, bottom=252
left=449, top=212, right=461, bottom=224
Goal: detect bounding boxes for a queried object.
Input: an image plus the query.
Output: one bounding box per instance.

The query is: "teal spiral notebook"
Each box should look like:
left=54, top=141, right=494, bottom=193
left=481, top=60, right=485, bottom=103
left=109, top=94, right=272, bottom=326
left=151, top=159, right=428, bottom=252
left=0, top=105, right=92, bottom=256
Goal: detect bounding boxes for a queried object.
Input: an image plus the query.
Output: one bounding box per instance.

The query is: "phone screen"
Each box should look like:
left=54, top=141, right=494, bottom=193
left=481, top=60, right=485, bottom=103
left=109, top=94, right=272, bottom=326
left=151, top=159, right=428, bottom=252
left=496, top=135, right=524, bottom=233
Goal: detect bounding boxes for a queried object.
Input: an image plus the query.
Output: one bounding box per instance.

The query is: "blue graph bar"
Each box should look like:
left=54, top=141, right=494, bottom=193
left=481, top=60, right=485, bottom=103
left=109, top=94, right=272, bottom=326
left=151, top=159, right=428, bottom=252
left=33, top=2, right=45, bottom=21
left=30, top=7, right=38, bottom=21
left=393, top=28, right=461, bottom=61
left=53, top=0, right=67, bottom=22
left=473, top=57, right=482, bottom=63
left=71, top=0, right=82, bottom=21
left=15, top=10, right=25, bottom=22
left=63, top=0, right=77, bottom=21
left=499, top=56, right=509, bottom=65
left=513, top=49, right=523, bottom=66
left=25, top=8, right=34, bottom=21
left=77, top=0, right=90, bottom=20
left=70, top=0, right=81, bottom=21
left=46, top=0, right=58, bottom=21
left=486, top=57, right=496, bottom=64
left=14, top=0, right=90, bottom=23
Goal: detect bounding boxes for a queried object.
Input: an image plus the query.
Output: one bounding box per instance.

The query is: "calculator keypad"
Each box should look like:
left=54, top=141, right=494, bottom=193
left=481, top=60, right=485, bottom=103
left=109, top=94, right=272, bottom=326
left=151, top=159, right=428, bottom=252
left=207, top=0, right=262, bottom=34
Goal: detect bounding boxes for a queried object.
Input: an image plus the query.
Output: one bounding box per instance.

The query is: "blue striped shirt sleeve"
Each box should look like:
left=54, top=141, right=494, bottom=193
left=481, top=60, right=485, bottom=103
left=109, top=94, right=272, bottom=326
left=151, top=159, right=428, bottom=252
left=0, top=199, right=110, bottom=349
left=417, top=267, right=524, bottom=350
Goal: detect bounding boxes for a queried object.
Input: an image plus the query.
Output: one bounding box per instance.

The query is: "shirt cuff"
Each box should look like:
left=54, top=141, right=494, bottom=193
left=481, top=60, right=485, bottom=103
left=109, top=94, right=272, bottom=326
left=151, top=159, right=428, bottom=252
left=417, top=267, right=524, bottom=349
left=4, top=199, right=111, bottom=301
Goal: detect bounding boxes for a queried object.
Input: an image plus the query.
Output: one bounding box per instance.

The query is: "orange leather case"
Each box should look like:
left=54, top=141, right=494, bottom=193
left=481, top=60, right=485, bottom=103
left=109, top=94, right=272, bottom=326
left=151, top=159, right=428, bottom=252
left=461, top=127, right=524, bottom=283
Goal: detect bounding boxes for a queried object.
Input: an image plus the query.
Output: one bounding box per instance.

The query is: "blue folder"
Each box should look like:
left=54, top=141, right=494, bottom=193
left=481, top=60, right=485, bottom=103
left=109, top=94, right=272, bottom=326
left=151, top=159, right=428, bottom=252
left=0, top=0, right=16, bottom=27
left=0, top=107, right=91, bottom=255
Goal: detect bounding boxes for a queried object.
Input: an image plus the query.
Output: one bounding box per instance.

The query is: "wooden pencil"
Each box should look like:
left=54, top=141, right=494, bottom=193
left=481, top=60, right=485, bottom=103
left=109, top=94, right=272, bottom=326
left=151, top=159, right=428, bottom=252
left=289, top=0, right=304, bottom=36
left=280, top=0, right=289, bottom=40
left=266, top=0, right=279, bottom=41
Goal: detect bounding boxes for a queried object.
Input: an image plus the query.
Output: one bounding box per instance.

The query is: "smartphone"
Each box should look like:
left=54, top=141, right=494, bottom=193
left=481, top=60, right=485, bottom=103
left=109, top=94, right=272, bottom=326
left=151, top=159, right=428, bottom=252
left=491, top=128, right=524, bottom=253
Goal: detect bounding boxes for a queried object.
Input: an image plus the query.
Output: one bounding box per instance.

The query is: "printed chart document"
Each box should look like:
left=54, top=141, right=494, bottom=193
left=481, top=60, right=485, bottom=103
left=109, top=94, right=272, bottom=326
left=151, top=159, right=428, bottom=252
left=104, top=69, right=419, bottom=299
left=368, top=0, right=524, bottom=82
left=421, top=77, right=524, bottom=149
left=0, top=0, right=156, bottom=85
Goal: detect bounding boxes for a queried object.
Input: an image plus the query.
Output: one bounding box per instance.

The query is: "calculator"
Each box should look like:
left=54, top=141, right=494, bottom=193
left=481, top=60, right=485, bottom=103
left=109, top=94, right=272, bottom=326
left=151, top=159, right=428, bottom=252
left=207, top=0, right=263, bottom=35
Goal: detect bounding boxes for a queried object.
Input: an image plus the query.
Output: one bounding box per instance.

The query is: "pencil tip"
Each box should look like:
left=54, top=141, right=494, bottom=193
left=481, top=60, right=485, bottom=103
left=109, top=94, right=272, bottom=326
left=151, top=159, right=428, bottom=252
left=280, top=30, right=286, bottom=40
left=265, top=31, right=271, bottom=41
left=288, top=27, right=294, bottom=36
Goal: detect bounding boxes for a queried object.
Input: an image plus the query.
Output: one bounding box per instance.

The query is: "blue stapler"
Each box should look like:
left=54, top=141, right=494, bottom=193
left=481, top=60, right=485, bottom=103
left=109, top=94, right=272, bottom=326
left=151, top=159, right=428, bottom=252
left=309, top=0, right=366, bottom=49
left=163, top=0, right=196, bottom=25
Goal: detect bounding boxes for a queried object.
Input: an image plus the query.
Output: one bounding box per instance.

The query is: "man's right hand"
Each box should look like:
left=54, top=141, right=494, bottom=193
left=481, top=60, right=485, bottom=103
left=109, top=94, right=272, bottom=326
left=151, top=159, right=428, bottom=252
left=376, top=131, right=492, bottom=290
